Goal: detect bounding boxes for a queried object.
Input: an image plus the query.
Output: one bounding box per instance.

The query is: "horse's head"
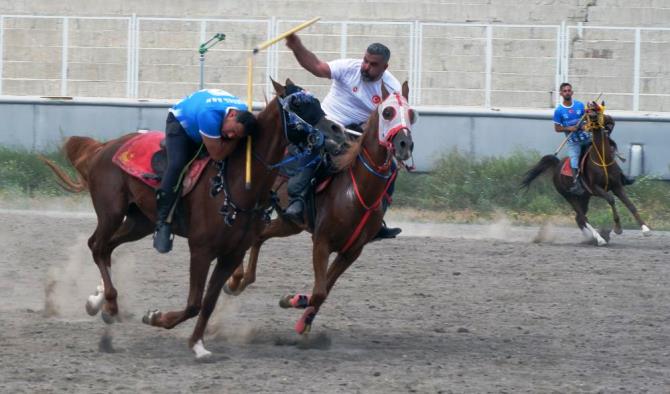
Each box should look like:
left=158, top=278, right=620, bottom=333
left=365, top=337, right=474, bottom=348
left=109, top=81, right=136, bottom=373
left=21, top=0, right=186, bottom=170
left=375, top=81, right=416, bottom=163
left=271, top=78, right=346, bottom=152
left=584, top=101, right=606, bottom=131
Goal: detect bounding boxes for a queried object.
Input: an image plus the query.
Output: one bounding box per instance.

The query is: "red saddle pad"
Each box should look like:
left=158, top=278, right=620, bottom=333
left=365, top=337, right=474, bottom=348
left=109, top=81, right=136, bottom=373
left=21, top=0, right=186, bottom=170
left=112, top=131, right=210, bottom=196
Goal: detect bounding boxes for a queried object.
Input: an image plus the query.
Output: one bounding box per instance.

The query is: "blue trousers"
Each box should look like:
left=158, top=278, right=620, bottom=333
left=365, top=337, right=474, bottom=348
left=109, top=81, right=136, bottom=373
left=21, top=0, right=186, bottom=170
left=566, top=139, right=591, bottom=170
left=160, top=112, right=199, bottom=194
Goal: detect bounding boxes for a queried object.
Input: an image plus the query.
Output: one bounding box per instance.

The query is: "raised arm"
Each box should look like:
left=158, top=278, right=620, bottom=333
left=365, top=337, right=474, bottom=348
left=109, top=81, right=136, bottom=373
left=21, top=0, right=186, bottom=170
left=285, top=34, right=331, bottom=79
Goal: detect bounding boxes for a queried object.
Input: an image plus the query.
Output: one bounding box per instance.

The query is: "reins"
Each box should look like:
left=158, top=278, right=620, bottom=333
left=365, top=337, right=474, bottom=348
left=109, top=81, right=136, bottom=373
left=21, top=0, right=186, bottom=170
left=584, top=109, right=615, bottom=191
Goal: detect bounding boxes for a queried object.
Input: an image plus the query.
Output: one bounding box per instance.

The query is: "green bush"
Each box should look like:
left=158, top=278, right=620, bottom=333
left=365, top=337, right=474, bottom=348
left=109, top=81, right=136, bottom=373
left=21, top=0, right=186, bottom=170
left=0, top=147, right=72, bottom=196
left=1, top=147, right=668, bottom=229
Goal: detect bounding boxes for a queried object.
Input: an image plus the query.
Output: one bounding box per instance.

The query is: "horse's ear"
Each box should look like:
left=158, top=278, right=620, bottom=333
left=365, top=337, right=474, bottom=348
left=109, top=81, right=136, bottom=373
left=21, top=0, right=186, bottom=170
left=401, top=81, right=409, bottom=101
left=381, top=81, right=390, bottom=101
left=285, top=78, right=295, bottom=87
left=271, top=77, right=285, bottom=96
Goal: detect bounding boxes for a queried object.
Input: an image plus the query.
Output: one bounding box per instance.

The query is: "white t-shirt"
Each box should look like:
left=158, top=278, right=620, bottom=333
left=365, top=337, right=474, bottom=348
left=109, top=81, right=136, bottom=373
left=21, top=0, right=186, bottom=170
left=322, top=58, right=401, bottom=126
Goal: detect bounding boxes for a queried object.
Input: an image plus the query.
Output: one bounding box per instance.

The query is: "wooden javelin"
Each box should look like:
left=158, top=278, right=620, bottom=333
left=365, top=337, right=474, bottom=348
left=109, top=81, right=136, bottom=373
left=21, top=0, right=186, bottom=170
left=244, top=17, right=321, bottom=189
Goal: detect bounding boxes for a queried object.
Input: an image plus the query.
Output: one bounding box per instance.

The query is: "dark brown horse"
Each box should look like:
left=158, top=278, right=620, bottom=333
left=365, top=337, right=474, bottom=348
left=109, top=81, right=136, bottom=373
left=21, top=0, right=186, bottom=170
left=224, top=82, right=415, bottom=334
left=522, top=102, right=650, bottom=245
left=42, top=79, right=345, bottom=358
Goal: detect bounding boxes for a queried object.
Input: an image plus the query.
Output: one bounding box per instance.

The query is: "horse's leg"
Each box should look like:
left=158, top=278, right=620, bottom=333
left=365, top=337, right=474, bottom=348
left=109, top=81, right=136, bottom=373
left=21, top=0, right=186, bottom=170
left=612, top=186, right=651, bottom=236
left=591, top=185, right=623, bottom=235
left=189, top=253, right=244, bottom=359
left=285, top=248, right=363, bottom=335
left=85, top=208, right=153, bottom=317
left=565, top=194, right=607, bottom=246
left=143, top=248, right=215, bottom=329
left=225, top=218, right=302, bottom=294
left=108, top=205, right=154, bottom=250
left=88, top=210, right=126, bottom=323
left=285, top=240, right=330, bottom=335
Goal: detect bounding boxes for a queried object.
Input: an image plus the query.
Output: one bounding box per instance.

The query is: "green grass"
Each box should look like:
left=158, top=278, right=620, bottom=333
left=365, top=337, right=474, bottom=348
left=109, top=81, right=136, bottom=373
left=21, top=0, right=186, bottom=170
left=2, top=147, right=669, bottom=230
left=0, top=147, right=73, bottom=197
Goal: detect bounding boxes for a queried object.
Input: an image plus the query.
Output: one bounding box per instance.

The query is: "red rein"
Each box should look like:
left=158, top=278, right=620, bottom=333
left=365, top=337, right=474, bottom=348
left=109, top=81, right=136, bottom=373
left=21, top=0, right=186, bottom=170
left=340, top=164, right=397, bottom=254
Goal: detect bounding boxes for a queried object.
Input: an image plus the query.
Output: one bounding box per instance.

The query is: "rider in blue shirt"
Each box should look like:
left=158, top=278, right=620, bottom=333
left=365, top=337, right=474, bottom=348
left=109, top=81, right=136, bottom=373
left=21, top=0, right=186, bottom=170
left=154, top=89, right=259, bottom=253
left=553, top=82, right=589, bottom=194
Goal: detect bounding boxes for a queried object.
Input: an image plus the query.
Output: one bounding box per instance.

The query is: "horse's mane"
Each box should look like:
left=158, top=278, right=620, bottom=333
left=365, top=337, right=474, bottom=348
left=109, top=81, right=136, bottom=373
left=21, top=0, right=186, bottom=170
left=332, top=111, right=377, bottom=171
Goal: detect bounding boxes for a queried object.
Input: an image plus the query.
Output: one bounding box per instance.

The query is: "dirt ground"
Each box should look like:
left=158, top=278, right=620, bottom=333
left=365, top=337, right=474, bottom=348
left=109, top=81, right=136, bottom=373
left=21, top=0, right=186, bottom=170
left=1, top=209, right=669, bottom=393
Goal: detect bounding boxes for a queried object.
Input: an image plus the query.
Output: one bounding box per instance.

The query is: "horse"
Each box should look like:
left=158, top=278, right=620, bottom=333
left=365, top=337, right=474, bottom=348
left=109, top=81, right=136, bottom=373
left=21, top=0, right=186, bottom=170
left=41, top=79, right=346, bottom=358
left=521, top=101, right=651, bottom=245
left=223, top=81, right=415, bottom=334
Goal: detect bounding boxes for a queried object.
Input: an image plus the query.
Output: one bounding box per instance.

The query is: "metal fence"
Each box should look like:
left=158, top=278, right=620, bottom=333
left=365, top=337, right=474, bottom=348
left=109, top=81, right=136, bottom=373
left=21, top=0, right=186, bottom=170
left=1, top=15, right=669, bottom=111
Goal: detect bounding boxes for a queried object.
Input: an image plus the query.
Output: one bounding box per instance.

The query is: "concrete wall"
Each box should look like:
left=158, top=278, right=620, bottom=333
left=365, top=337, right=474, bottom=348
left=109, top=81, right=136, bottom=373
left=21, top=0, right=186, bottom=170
left=1, top=1, right=669, bottom=111
left=1, top=97, right=668, bottom=178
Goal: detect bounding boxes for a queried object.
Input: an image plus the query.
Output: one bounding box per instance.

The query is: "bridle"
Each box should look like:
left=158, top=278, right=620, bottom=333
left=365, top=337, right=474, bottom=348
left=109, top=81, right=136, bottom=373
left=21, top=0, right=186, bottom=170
left=357, top=91, right=416, bottom=178
left=211, top=87, right=332, bottom=226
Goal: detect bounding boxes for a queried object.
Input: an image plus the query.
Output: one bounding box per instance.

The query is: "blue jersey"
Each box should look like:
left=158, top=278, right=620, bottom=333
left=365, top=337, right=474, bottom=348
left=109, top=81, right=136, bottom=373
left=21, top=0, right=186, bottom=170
left=170, top=89, right=248, bottom=143
left=553, top=100, right=590, bottom=143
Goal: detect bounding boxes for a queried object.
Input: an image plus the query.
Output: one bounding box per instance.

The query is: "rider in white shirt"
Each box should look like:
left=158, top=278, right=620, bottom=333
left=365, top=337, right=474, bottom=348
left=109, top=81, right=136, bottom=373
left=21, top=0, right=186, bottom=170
left=285, top=34, right=402, bottom=239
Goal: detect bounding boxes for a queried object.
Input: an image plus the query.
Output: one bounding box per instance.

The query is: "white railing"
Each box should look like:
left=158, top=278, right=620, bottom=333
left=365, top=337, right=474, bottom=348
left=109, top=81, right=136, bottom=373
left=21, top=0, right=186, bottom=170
left=0, top=15, right=669, bottom=111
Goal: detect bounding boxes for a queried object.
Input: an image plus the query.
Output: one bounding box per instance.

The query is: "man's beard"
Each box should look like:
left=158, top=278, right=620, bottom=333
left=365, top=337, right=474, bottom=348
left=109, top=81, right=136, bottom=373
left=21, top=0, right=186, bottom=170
left=360, top=69, right=374, bottom=82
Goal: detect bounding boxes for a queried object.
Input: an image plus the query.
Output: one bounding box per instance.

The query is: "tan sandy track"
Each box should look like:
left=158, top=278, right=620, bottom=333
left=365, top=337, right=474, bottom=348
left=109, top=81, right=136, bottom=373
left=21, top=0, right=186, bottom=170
left=1, top=210, right=668, bottom=393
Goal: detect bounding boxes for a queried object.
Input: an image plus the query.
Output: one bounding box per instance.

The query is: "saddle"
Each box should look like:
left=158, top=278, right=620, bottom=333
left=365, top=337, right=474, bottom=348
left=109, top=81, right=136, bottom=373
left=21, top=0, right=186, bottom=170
left=275, top=145, right=338, bottom=231
left=560, top=146, right=592, bottom=178
left=112, top=131, right=210, bottom=196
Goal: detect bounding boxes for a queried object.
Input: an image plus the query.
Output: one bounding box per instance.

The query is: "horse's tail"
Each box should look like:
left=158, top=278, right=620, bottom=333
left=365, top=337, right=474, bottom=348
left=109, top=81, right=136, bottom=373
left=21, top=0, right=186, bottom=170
left=520, top=154, right=560, bottom=189
left=40, top=136, right=104, bottom=193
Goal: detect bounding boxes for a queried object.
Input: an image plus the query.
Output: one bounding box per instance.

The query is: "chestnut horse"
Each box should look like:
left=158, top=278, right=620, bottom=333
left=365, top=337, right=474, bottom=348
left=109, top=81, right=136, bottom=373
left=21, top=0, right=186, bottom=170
left=42, top=79, right=345, bottom=358
left=522, top=101, right=651, bottom=245
left=224, top=82, right=415, bottom=334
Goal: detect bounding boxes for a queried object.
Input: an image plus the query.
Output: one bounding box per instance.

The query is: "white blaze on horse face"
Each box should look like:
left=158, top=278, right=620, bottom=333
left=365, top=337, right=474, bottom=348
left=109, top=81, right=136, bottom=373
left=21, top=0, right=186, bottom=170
left=192, top=339, right=212, bottom=359
left=377, top=92, right=411, bottom=145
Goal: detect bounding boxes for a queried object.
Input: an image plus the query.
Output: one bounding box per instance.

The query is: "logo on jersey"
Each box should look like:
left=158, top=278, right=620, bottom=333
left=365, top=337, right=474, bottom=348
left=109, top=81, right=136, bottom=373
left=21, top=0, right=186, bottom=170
left=352, top=86, right=358, bottom=93
left=372, top=95, right=381, bottom=104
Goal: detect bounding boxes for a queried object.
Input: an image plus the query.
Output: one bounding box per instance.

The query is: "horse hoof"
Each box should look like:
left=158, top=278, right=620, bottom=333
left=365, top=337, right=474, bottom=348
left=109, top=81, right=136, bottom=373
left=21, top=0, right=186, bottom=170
left=279, top=295, right=293, bottom=309
left=192, top=339, right=213, bottom=360
left=85, top=299, right=101, bottom=316
left=101, top=310, right=115, bottom=325
left=85, top=291, right=105, bottom=316
left=642, top=225, right=651, bottom=236
left=142, top=309, right=161, bottom=326
left=295, top=306, right=316, bottom=335
left=614, top=226, right=623, bottom=235
left=223, top=282, right=243, bottom=296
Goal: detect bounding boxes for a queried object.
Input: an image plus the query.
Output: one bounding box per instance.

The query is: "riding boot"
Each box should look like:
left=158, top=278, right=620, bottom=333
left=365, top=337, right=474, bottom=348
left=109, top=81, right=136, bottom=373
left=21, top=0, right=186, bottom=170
left=284, top=167, right=315, bottom=225
left=153, top=189, right=178, bottom=253
left=569, top=168, right=585, bottom=195
left=284, top=198, right=305, bottom=224
left=621, top=173, right=635, bottom=186
left=374, top=193, right=402, bottom=240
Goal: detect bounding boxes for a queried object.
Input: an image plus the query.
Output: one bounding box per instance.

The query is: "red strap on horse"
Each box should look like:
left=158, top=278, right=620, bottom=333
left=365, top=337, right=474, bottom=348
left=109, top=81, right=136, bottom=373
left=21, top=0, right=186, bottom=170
left=340, top=168, right=397, bottom=254
left=362, top=147, right=392, bottom=174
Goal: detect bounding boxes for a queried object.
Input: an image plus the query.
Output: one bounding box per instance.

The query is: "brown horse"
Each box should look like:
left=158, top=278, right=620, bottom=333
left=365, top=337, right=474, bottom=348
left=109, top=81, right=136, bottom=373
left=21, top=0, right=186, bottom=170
left=522, top=102, right=650, bottom=245
left=224, top=82, right=415, bottom=334
left=42, top=79, right=346, bottom=358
